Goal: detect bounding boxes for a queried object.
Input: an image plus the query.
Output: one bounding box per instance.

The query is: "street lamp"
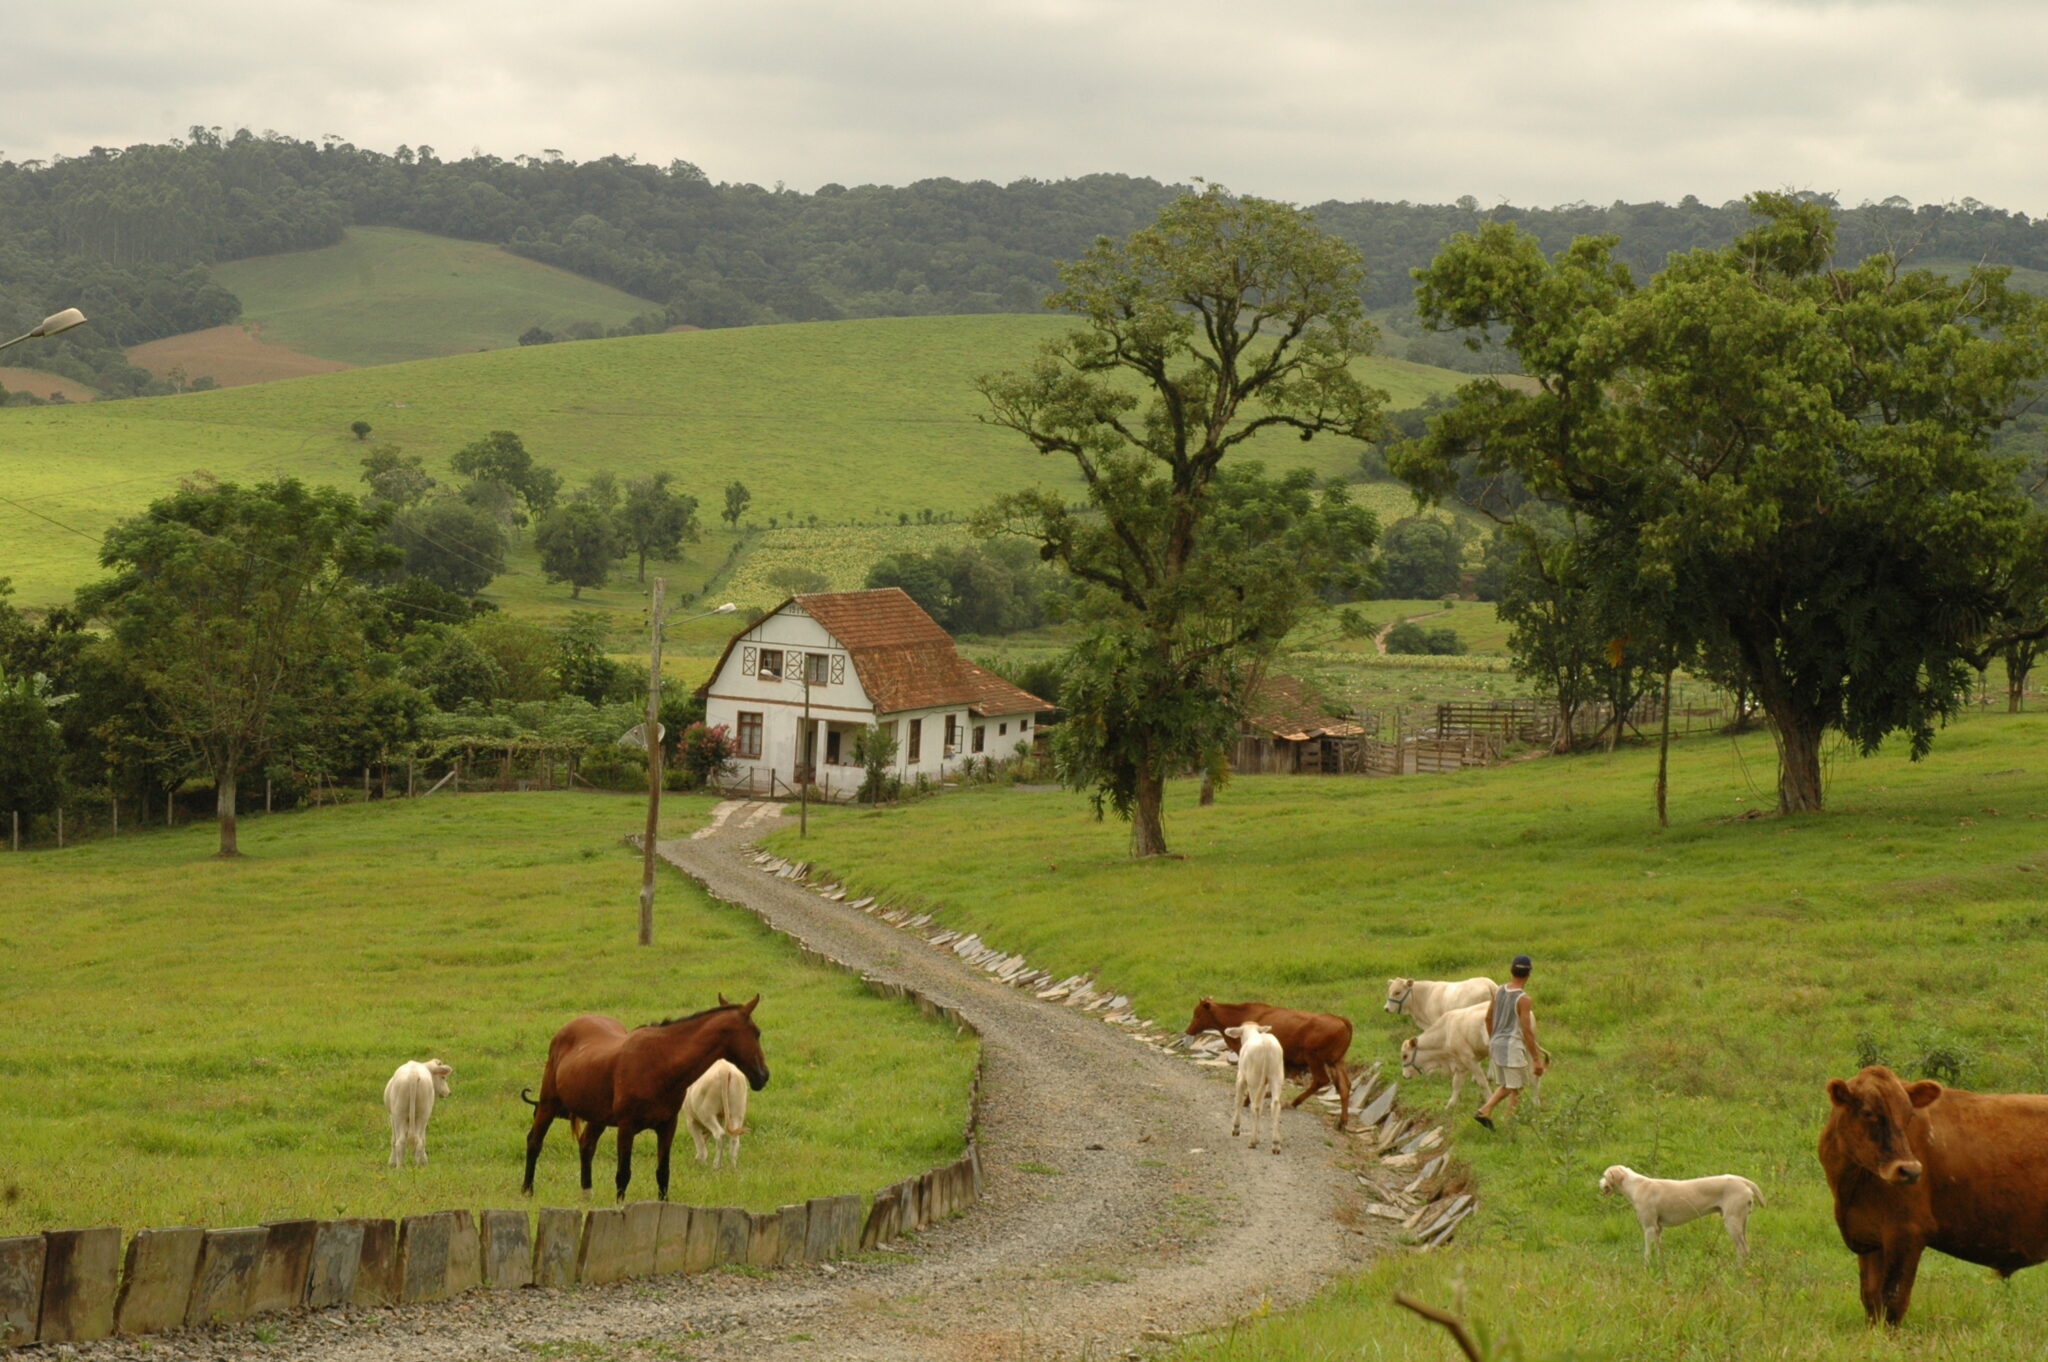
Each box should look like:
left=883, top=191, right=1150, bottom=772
left=0, top=308, right=88, bottom=355
left=638, top=584, right=737, bottom=945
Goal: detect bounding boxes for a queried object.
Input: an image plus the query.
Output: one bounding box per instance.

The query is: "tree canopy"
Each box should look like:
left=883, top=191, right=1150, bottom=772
left=977, top=185, right=1384, bottom=856
left=1396, top=193, right=2048, bottom=812
left=80, top=476, right=395, bottom=855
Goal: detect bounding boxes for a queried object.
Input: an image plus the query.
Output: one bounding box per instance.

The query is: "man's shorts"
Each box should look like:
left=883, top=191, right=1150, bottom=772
left=1489, top=1044, right=1531, bottom=1090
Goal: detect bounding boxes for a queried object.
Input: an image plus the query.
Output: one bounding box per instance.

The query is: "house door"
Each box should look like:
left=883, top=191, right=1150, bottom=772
left=826, top=729, right=842, bottom=765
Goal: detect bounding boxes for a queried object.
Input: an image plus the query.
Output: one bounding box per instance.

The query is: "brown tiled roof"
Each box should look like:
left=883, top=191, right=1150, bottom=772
left=1240, top=671, right=1361, bottom=742
left=696, top=588, right=1052, bottom=717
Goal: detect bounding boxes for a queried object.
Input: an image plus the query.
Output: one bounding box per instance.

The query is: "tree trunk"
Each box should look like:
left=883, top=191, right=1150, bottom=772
left=1655, top=668, right=1674, bottom=828
left=1198, top=770, right=1215, bottom=807
left=1131, top=770, right=1169, bottom=857
left=216, top=770, right=241, bottom=857
left=1770, top=714, right=1826, bottom=814
left=2009, top=645, right=2035, bottom=713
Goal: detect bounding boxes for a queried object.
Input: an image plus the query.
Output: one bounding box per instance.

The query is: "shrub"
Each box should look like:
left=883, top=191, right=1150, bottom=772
left=676, top=722, right=738, bottom=789
left=850, top=723, right=899, bottom=804
left=1384, top=622, right=1467, bottom=656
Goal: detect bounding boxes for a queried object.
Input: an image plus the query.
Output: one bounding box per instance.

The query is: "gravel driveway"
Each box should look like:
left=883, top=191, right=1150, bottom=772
left=54, top=803, right=1388, bottom=1362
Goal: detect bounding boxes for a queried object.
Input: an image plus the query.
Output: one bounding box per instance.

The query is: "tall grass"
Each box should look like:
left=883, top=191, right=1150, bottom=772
left=767, top=714, right=2048, bottom=1359
left=0, top=793, right=976, bottom=1234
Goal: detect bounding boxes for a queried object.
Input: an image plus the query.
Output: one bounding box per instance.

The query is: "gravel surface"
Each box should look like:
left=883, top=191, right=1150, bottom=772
left=41, top=803, right=1392, bottom=1362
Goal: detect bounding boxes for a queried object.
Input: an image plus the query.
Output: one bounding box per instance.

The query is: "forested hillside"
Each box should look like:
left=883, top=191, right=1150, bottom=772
left=7, top=126, right=2048, bottom=398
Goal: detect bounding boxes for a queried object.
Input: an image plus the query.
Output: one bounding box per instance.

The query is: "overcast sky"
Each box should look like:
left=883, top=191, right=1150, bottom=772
left=9, top=0, right=2045, bottom=214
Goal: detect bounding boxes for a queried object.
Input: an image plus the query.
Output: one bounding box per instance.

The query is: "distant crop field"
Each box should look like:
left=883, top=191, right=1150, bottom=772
left=127, top=322, right=353, bottom=388
left=0, top=793, right=975, bottom=1234
left=0, top=366, right=100, bottom=403
left=771, top=712, right=2048, bottom=1361
left=209, top=226, right=656, bottom=367
left=0, top=314, right=1474, bottom=607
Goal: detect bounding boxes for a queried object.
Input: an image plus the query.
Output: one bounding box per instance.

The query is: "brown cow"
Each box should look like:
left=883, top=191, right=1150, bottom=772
left=1818, top=1064, right=2048, bottom=1325
left=1184, top=998, right=1353, bottom=1128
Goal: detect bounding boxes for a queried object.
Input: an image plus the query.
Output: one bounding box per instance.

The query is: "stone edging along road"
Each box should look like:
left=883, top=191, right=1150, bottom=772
left=18, top=801, right=1466, bottom=1362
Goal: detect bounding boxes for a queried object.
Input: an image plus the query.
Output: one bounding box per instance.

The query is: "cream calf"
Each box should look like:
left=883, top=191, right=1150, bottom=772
left=683, top=1058, right=750, bottom=1169
left=1599, top=1164, right=1763, bottom=1261
left=383, top=1059, right=452, bottom=1168
left=1384, top=976, right=1498, bottom=1029
left=1225, top=1021, right=1287, bottom=1154
left=1399, top=1002, right=1493, bottom=1108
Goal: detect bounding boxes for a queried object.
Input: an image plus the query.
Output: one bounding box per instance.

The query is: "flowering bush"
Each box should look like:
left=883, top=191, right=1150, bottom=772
left=676, top=722, right=738, bottom=789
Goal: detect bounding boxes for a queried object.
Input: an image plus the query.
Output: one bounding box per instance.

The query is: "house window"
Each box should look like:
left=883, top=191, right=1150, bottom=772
left=807, top=652, right=830, bottom=686
left=1020, top=716, right=1030, bottom=731
left=737, top=711, right=764, bottom=758
left=972, top=725, right=986, bottom=754
left=944, top=714, right=958, bottom=754
left=998, top=723, right=1007, bottom=736
left=757, top=649, right=783, bottom=682
left=907, top=718, right=922, bottom=763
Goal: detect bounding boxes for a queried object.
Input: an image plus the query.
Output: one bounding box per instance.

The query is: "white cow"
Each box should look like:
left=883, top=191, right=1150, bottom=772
left=1384, top=976, right=1498, bottom=1029
left=683, top=1058, right=750, bottom=1169
left=1399, top=1000, right=1550, bottom=1108
left=383, top=1059, right=452, bottom=1167
left=1225, top=1021, right=1287, bottom=1154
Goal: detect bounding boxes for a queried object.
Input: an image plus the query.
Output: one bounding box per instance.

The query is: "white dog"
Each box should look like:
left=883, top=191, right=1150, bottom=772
left=1599, top=1164, right=1762, bottom=1261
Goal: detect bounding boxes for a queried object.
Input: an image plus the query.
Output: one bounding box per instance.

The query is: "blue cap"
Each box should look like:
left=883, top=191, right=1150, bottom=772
left=1511, top=954, right=1533, bottom=972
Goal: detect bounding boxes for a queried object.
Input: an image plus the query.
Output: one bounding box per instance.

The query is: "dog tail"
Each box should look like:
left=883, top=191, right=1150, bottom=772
left=1744, top=1177, right=1764, bottom=1206
left=520, top=1088, right=540, bottom=1108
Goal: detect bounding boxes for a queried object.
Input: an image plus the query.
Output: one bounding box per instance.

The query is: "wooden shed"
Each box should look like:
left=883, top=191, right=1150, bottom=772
left=1231, top=672, right=1362, bottom=774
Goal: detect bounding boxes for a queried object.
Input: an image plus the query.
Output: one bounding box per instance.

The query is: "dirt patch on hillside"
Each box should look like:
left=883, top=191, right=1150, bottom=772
left=0, top=365, right=99, bottom=402
left=128, top=324, right=353, bottom=388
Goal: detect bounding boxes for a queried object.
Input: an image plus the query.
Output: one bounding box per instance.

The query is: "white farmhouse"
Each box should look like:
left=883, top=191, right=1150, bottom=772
left=697, top=588, right=1052, bottom=796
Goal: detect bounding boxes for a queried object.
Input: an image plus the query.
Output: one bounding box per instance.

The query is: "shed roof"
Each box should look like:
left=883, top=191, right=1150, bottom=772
left=698, top=588, right=1052, bottom=718
left=1241, top=671, right=1361, bottom=742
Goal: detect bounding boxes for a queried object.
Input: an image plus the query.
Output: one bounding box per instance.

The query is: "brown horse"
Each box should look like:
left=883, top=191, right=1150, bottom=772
left=1185, top=997, right=1354, bottom=1128
left=521, top=995, right=770, bottom=1201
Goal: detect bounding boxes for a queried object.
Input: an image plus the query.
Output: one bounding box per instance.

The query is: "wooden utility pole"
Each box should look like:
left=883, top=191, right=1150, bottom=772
left=639, top=576, right=666, bottom=946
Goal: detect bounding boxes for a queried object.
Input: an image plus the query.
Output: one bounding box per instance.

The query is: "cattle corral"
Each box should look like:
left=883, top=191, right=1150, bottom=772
left=772, top=711, right=2048, bottom=1360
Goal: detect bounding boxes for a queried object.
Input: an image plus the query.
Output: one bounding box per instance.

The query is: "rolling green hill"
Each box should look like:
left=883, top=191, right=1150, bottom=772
left=1, top=315, right=1477, bottom=607
left=208, top=226, right=659, bottom=366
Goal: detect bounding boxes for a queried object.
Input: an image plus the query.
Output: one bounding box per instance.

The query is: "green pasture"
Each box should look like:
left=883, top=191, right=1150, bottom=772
left=212, top=227, right=656, bottom=366
left=0, top=794, right=976, bottom=1236
left=0, top=313, right=1477, bottom=608
left=766, top=713, right=2048, bottom=1359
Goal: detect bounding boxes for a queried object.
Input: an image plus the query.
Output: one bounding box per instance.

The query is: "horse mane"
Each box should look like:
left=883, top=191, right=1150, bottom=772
left=639, top=1002, right=741, bottom=1030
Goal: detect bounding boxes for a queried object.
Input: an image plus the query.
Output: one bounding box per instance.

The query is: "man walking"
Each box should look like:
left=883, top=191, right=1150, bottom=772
left=1474, top=953, right=1543, bottom=1129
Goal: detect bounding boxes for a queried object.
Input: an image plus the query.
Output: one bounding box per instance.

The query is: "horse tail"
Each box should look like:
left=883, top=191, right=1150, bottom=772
left=520, top=1088, right=540, bottom=1107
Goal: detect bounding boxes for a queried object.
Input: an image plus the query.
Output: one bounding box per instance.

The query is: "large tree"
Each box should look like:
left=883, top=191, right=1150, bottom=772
left=451, top=430, right=561, bottom=526
left=387, top=498, right=507, bottom=596
left=0, top=667, right=62, bottom=838
left=1396, top=193, right=2048, bottom=812
left=618, top=472, right=701, bottom=582
left=534, top=501, right=625, bottom=598
left=976, top=186, right=1384, bottom=856
left=82, top=477, right=393, bottom=856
